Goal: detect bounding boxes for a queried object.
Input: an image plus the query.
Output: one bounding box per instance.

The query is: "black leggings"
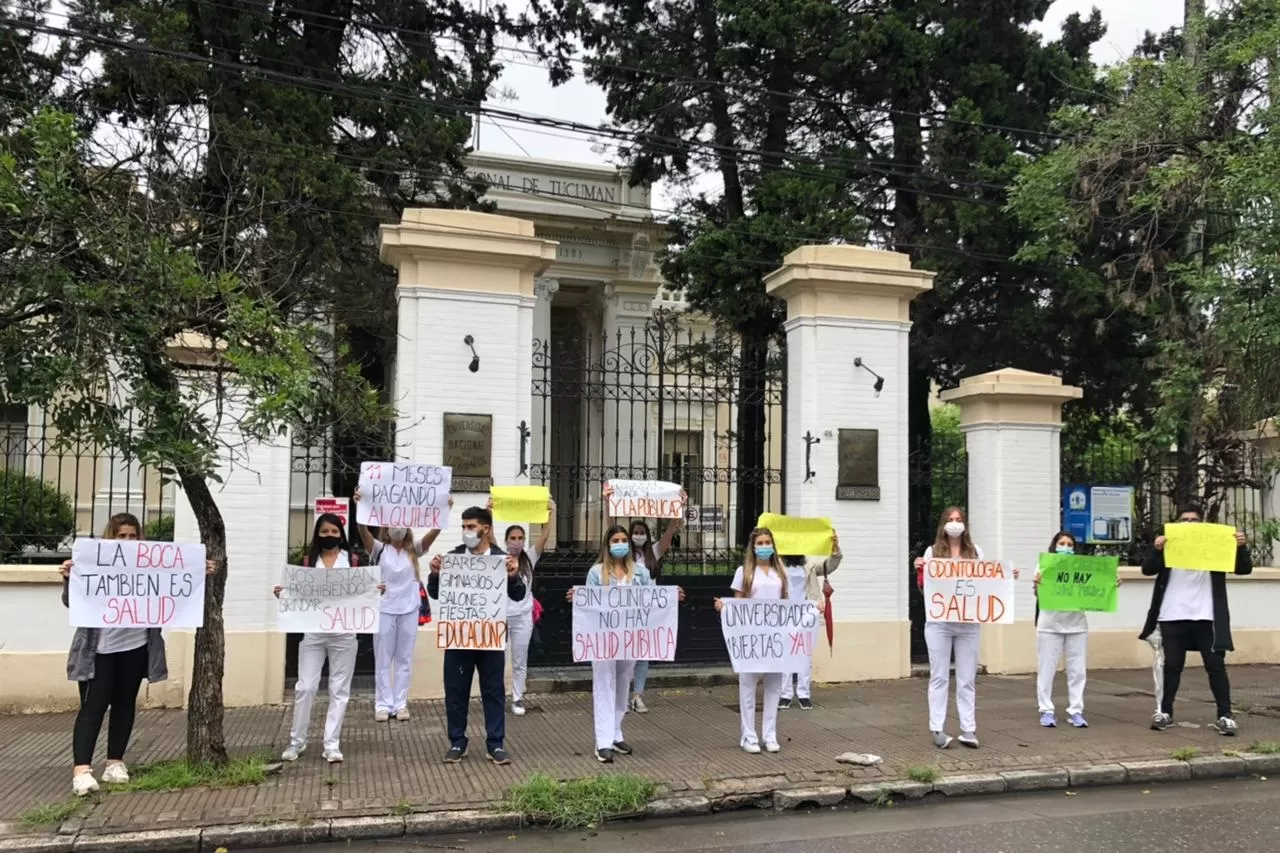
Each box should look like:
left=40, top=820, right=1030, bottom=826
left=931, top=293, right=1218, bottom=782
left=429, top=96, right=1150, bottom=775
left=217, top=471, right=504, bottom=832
left=1159, top=620, right=1232, bottom=719
left=73, top=645, right=148, bottom=765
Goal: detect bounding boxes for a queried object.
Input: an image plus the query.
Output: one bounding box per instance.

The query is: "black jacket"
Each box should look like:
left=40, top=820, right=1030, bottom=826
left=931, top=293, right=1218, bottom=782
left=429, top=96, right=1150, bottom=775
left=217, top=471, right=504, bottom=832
left=1138, top=543, right=1252, bottom=651
left=426, top=543, right=526, bottom=602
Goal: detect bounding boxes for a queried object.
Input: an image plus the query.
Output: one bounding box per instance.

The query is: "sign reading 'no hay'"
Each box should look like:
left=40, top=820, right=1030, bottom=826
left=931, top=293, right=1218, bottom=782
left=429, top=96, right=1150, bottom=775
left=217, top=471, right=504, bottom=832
left=924, top=558, right=1015, bottom=624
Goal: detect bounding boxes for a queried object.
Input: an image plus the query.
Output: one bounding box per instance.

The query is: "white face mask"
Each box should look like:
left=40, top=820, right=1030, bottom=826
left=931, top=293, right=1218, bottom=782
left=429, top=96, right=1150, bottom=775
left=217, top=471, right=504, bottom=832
left=944, top=521, right=966, bottom=538
left=462, top=530, right=482, bottom=549
left=631, top=533, right=648, bottom=547
left=387, top=527, right=409, bottom=544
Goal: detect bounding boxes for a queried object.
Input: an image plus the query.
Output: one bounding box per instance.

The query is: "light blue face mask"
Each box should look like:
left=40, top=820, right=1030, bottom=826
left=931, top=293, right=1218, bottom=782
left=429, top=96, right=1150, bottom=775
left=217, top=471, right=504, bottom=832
left=754, top=546, right=775, bottom=560
left=609, top=542, right=631, bottom=559
left=1055, top=546, right=1074, bottom=555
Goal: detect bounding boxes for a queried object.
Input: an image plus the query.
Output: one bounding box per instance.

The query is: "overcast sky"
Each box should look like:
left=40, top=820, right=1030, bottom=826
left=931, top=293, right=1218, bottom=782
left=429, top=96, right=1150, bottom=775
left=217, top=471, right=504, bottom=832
left=476, top=0, right=1185, bottom=212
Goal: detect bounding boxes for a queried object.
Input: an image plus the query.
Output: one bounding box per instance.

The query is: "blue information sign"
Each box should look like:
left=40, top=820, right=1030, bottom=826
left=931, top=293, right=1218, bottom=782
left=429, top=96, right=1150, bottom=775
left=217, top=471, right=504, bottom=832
left=1062, top=484, right=1135, bottom=545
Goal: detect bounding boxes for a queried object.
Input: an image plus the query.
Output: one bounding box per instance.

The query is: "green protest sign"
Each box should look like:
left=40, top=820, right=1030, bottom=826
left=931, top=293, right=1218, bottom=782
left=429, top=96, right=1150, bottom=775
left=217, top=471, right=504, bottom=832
left=1037, top=553, right=1119, bottom=613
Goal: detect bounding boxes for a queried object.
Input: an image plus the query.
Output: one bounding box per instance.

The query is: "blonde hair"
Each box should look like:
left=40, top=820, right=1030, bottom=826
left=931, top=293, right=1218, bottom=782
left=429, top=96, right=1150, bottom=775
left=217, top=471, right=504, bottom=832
left=931, top=506, right=977, bottom=559
left=380, top=528, right=421, bottom=575
left=740, top=527, right=789, bottom=598
left=599, top=524, right=636, bottom=586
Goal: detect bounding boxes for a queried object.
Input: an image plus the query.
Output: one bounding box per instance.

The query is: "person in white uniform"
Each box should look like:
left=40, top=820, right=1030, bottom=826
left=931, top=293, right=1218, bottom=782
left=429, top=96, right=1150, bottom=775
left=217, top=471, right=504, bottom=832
left=352, top=496, right=423, bottom=722
left=779, top=531, right=841, bottom=710
left=274, top=513, right=381, bottom=763
left=716, top=528, right=789, bottom=754
left=914, top=507, right=1016, bottom=750
left=601, top=483, right=685, bottom=714
left=495, top=497, right=554, bottom=716
left=1034, top=531, right=1091, bottom=729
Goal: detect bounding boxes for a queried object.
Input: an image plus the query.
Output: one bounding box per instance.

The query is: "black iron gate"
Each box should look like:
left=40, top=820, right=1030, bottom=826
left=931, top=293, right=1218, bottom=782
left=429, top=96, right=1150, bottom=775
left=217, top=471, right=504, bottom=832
left=528, top=309, right=784, bottom=668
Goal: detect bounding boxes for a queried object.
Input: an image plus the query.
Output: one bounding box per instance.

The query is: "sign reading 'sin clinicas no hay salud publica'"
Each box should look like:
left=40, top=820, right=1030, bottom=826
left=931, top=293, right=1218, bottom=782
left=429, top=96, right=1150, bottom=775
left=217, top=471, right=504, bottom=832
left=570, top=585, right=680, bottom=662
left=924, top=557, right=1015, bottom=624
left=68, top=539, right=207, bottom=628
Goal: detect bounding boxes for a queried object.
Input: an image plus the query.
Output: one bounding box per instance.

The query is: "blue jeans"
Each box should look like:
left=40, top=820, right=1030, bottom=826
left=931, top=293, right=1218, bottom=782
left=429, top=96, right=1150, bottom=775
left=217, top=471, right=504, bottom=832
left=632, top=660, right=649, bottom=694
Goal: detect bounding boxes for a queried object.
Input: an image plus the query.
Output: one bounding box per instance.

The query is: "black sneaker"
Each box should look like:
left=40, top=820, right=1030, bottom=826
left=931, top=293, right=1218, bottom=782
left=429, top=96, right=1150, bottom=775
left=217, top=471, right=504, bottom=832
left=487, top=747, right=512, bottom=765
left=778, top=698, right=792, bottom=710
left=595, top=748, right=614, bottom=763
left=443, top=745, right=467, bottom=764
left=797, top=698, right=813, bottom=711
left=612, top=741, right=633, bottom=755
left=1150, top=713, right=1174, bottom=731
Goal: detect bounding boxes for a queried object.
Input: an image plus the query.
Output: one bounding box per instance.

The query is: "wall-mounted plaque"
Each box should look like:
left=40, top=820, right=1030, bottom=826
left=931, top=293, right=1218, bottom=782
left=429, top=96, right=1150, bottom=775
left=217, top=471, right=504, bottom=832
left=836, top=428, right=880, bottom=501
left=443, top=413, right=493, bottom=492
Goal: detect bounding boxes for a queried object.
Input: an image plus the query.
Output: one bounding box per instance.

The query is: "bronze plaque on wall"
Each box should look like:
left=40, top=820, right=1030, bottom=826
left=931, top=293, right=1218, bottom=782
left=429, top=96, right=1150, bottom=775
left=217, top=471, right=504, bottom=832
left=836, top=428, right=880, bottom=501
left=443, top=413, right=493, bottom=491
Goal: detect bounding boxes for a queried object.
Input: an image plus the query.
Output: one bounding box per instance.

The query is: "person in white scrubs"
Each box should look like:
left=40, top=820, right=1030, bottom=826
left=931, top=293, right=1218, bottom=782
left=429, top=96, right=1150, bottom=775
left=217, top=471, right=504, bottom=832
left=275, top=513, right=381, bottom=763
left=497, top=498, right=554, bottom=716
left=1034, top=531, right=1093, bottom=729
left=779, top=531, right=841, bottom=710
left=716, top=528, right=789, bottom=754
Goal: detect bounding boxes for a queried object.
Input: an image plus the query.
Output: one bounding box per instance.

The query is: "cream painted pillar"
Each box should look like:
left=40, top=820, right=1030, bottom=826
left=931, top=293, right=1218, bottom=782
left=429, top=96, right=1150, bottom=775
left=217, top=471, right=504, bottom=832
left=939, top=369, right=1083, bottom=674
left=765, top=245, right=933, bottom=683
left=599, top=279, right=664, bottom=481
left=379, top=209, right=557, bottom=699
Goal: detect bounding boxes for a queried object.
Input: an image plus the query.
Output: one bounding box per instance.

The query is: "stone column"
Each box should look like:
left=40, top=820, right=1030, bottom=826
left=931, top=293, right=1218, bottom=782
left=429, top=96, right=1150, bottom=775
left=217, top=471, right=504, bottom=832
left=530, top=276, right=559, bottom=477
left=379, top=208, right=557, bottom=699
left=939, top=368, right=1083, bottom=673
left=599, top=279, right=665, bottom=485
left=765, top=245, right=934, bottom=682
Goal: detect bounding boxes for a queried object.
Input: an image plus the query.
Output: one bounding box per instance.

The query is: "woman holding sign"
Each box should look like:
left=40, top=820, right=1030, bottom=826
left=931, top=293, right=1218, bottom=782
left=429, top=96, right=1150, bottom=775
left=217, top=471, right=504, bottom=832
left=1033, top=531, right=1090, bottom=729
left=913, top=507, right=1000, bottom=750
left=273, top=514, right=374, bottom=764
left=602, top=482, right=685, bottom=715
left=779, top=531, right=841, bottom=711
left=714, top=528, right=790, bottom=754
left=59, top=513, right=215, bottom=797
left=492, top=497, right=555, bottom=717
left=353, top=493, right=425, bottom=723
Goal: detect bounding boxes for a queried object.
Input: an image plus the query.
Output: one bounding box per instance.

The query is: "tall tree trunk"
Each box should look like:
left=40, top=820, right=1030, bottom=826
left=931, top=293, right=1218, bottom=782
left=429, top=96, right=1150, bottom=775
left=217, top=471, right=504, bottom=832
left=180, top=469, right=229, bottom=766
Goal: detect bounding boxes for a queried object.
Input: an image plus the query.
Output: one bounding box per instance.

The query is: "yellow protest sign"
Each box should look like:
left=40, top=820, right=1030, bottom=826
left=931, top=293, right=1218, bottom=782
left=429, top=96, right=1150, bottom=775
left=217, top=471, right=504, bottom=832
left=1163, top=522, right=1238, bottom=572
left=756, top=513, right=833, bottom=557
left=490, top=486, right=551, bottom=524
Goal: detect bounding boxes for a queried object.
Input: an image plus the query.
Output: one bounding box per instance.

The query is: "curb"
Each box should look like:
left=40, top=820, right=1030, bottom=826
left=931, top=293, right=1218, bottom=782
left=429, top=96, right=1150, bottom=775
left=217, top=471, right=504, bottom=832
left=3, top=755, right=1275, bottom=852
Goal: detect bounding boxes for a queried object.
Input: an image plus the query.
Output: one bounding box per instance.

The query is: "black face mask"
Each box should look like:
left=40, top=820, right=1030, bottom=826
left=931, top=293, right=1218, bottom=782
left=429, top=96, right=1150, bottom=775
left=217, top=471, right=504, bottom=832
left=316, top=535, right=343, bottom=551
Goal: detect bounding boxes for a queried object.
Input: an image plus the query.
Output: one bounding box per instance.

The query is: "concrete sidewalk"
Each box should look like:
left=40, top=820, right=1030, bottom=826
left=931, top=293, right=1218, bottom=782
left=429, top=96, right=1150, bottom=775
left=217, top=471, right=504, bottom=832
left=3, top=666, right=1279, bottom=846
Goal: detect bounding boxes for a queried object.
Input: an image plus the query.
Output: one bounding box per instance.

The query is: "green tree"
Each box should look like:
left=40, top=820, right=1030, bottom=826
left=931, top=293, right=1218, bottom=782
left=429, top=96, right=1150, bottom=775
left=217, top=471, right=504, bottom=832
left=1010, top=0, right=1280, bottom=514
left=0, top=109, right=387, bottom=764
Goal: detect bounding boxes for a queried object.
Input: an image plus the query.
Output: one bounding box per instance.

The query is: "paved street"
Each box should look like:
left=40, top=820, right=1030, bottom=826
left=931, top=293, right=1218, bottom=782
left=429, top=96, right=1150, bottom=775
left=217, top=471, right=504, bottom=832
left=258, top=779, right=1280, bottom=853
left=2, top=666, right=1279, bottom=840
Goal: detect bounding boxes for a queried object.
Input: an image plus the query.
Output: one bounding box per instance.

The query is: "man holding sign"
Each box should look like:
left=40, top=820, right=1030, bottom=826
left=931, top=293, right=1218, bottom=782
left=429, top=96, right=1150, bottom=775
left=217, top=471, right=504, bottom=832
left=427, top=506, right=525, bottom=766
left=1139, top=504, right=1252, bottom=736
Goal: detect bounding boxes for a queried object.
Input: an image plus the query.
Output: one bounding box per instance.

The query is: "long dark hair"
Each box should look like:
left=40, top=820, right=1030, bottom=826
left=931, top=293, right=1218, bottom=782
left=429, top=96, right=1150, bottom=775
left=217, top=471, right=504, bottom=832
left=1048, top=531, right=1077, bottom=552
left=505, top=524, right=534, bottom=583
left=307, top=513, right=352, bottom=567
left=629, top=519, right=661, bottom=575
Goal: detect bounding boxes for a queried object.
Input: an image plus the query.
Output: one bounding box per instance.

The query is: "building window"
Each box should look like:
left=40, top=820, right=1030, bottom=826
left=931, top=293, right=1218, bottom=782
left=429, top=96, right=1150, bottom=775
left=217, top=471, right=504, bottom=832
left=0, top=404, right=27, bottom=472
left=663, top=430, right=703, bottom=506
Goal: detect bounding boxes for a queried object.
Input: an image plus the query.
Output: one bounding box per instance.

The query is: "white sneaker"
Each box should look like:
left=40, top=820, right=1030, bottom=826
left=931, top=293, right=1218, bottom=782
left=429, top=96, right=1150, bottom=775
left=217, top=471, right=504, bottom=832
left=72, top=771, right=99, bottom=797
left=323, top=749, right=344, bottom=764
left=394, top=707, right=411, bottom=721
left=375, top=710, right=390, bottom=722
left=512, top=701, right=527, bottom=716
left=764, top=742, right=781, bottom=753
left=630, top=694, right=649, bottom=714
left=741, top=742, right=762, bottom=755
left=281, top=744, right=305, bottom=762
left=100, top=762, right=130, bottom=784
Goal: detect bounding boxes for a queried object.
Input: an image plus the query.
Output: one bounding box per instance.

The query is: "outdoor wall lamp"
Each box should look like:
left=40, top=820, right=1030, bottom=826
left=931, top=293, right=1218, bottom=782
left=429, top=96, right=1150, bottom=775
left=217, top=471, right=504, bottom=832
left=854, top=357, right=885, bottom=398
left=464, top=335, right=480, bottom=373
left=803, top=431, right=820, bottom=483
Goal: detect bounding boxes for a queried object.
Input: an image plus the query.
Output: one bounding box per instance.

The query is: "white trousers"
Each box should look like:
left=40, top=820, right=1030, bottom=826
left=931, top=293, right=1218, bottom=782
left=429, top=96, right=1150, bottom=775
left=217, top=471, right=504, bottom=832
left=779, top=655, right=812, bottom=700
left=289, top=633, right=358, bottom=752
left=373, top=611, right=418, bottom=714
left=1147, top=626, right=1164, bottom=715
left=1036, top=631, right=1088, bottom=715
left=925, top=621, right=980, bottom=733
left=739, top=673, right=782, bottom=747
left=592, top=660, right=635, bottom=750
left=508, top=612, right=534, bottom=703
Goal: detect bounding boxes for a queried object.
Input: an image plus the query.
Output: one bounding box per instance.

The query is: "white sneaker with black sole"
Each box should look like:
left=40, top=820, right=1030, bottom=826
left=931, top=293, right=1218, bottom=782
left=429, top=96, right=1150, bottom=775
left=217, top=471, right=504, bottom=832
left=1212, top=716, right=1238, bottom=736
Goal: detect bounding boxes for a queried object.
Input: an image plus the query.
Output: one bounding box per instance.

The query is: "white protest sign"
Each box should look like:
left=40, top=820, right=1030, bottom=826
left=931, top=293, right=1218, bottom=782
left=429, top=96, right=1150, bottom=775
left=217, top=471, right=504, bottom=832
left=276, top=564, right=381, bottom=634
left=719, top=599, right=819, bottom=674
left=570, top=585, right=680, bottom=662
left=436, top=553, right=508, bottom=650
left=357, top=461, right=451, bottom=529
left=606, top=479, right=685, bottom=519
left=924, top=558, right=1015, bottom=624
left=69, top=539, right=206, bottom=628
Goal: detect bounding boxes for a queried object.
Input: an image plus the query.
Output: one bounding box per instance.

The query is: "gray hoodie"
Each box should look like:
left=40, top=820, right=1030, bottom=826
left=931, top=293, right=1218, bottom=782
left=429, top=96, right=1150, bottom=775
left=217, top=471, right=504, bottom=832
left=62, top=578, right=169, bottom=683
